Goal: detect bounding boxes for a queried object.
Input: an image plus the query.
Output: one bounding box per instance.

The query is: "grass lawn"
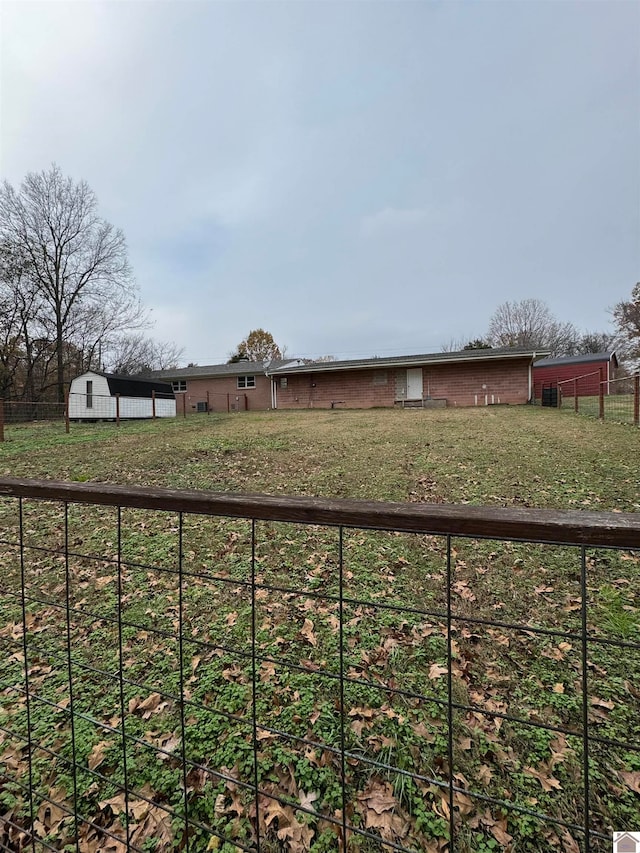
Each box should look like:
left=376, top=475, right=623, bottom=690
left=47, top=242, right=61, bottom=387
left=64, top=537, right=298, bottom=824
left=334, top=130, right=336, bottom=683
left=555, top=394, right=637, bottom=426
left=0, top=406, right=639, bottom=853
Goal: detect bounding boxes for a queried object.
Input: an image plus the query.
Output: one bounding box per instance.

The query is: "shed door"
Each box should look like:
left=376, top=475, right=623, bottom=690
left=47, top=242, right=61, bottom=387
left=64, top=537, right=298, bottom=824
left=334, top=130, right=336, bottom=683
left=406, top=368, right=423, bottom=400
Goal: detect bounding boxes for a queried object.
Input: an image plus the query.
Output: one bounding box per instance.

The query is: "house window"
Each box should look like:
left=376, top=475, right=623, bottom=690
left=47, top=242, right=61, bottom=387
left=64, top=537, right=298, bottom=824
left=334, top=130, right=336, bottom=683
left=373, top=370, right=388, bottom=386
left=237, top=375, right=256, bottom=389
left=280, top=377, right=288, bottom=388
left=86, top=380, right=93, bottom=409
left=172, top=380, right=187, bottom=392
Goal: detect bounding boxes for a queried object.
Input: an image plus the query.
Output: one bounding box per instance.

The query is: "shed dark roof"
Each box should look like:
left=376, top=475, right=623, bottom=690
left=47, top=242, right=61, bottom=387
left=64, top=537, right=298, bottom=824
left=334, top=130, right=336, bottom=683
left=267, top=348, right=546, bottom=376
left=533, top=351, right=618, bottom=369
left=79, top=371, right=174, bottom=398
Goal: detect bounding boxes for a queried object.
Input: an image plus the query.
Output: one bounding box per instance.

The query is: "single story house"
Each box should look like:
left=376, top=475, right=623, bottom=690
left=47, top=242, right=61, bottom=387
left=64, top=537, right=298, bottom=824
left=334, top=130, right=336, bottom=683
left=152, top=359, right=303, bottom=413
left=532, top=352, right=618, bottom=399
left=68, top=371, right=175, bottom=420
left=267, top=348, right=546, bottom=409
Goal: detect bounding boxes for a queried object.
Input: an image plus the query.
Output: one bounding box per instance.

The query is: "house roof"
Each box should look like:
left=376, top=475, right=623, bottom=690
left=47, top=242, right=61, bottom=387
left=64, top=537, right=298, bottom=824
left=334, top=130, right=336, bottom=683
left=533, top=351, right=618, bottom=369
left=152, top=358, right=302, bottom=381
left=266, top=348, right=547, bottom=376
left=74, top=371, right=174, bottom=398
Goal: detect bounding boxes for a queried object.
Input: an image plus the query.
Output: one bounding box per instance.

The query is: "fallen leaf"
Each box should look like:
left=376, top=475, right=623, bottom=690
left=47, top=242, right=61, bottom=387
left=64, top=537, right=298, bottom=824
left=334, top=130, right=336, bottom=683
left=299, top=790, right=318, bottom=813
left=619, top=771, right=640, bottom=794
left=590, top=697, right=615, bottom=710
left=299, top=618, right=317, bottom=647
left=525, top=766, right=562, bottom=792
left=429, top=663, right=448, bottom=680
left=87, top=740, right=111, bottom=771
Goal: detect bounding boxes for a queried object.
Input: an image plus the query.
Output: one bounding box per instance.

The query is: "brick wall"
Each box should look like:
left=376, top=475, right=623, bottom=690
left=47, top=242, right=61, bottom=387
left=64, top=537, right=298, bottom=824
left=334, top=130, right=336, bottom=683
left=274, top=359, right=532, bottom=409
left=422, top=359, right=531, bottom=406
left=174, top=374, right=272, bottom=413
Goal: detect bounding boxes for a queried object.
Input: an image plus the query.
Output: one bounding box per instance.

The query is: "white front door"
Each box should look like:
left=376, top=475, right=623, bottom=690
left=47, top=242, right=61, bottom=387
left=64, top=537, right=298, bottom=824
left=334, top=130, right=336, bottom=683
left=406, top=368, right=423, bottom=400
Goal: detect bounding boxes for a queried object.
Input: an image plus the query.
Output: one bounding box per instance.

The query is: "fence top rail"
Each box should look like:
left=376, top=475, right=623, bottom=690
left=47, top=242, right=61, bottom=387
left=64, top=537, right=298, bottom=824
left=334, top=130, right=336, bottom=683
left=556, top=370, right=601, bottom=386
left=0, top=477, right=639, bottom=548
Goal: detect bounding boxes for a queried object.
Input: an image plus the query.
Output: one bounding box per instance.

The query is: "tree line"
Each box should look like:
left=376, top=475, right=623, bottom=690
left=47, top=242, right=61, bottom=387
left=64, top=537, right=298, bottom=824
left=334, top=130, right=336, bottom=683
left=3, top=166, right=637, bottom=403
left=0, top=165, right=183, bottom=403
left=443, top=295, right=638, bottom=367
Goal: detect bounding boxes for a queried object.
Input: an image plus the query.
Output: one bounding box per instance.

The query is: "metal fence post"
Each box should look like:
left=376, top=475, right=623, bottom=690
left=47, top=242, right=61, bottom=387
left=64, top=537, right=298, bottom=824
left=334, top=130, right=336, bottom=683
left=65, top=391, right=70, bottom=434
left=599, top=368, right=605, bottom=420
left=152, top=390, right=156, bottom=420
left=116, top=394, right=120, bottom=427
left=635, top=374, right=639, bottom=427
left=183, top=394, right=186, bottom=419
left=0, top=399, right=4, bottom=443
left=206, top=391, right=210, bottom=414
left=227, top=393, right=230, bottom=413
left=574, top=379, right=578, bottom=413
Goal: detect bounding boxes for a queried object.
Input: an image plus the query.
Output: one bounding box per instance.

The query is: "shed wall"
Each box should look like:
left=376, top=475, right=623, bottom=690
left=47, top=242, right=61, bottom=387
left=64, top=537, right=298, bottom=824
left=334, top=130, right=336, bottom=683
left=532, top=361, right=609, bottom=399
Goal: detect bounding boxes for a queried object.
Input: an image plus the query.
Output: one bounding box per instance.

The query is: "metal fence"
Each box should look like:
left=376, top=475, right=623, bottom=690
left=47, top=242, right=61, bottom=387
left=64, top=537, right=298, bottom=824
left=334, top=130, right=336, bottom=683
left=548, top=372, right=639, bottom=427
left=1, top=478, right=639, bottom=852
left=0, top=392, right=177, bottom=442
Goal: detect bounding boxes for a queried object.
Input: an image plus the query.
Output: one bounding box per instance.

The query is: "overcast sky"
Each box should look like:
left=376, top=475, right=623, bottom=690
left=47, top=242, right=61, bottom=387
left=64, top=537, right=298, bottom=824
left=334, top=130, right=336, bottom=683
left=2, top=0, right=638, bottom=364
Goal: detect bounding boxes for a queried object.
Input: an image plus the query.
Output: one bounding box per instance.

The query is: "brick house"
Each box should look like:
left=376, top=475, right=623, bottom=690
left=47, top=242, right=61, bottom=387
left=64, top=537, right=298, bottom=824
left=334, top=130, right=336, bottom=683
left=152, top=360, right=302, bottom=413
left=532, top=352, right=618, bottom=400
left=267, top=349, right=545, bottom=410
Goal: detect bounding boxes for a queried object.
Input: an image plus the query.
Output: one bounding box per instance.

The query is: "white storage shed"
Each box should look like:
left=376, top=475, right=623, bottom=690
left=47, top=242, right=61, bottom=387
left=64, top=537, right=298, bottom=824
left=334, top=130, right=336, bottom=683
left=68, top=371, right=176, bottom=420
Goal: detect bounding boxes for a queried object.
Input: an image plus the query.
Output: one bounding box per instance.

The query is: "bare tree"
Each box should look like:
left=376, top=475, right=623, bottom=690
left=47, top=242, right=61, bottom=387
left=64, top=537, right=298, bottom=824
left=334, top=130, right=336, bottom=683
left=0, top=165, right=137, bottom=401
left=106, top=333, right=184, bottom=375
left=613, top=283, right=640, bottom=366
left=487, top=299, right=578, bottom=356
left=440, top=337, right=467, bottom=353
left=573, top=331, right=620, bottom=355
left=66, top=289, right=149, bottom=373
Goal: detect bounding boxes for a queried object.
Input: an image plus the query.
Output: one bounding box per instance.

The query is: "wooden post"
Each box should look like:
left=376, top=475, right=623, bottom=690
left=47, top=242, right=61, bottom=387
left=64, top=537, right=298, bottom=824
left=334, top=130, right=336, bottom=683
left=574, top=379, right=578, bottom=413
left=206, top=390, right=210, bottom=414
left=152, top=390, right=156, bottom=419
left=634, top=374, right=639, bottom=427
left=183, top=394, right=186, bottom=419
left=65, top=390, right=70, bottom=434
left=244, top=394, right=248, bottom=411
left=116, top=394, right=120, bottom=427
left=599, top=368, right=605, bottom=420
left=0, top=399, right=4, bottom=443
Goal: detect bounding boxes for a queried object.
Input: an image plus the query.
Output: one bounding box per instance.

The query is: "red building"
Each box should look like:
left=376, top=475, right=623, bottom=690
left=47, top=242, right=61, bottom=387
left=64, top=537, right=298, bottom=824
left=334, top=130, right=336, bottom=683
left=532, top=352, right=618, bottom=400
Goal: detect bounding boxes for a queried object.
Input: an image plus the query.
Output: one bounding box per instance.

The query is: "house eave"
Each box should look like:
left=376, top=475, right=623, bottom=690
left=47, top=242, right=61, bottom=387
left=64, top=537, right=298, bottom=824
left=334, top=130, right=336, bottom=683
left=267, top=350, right=547, bottom=377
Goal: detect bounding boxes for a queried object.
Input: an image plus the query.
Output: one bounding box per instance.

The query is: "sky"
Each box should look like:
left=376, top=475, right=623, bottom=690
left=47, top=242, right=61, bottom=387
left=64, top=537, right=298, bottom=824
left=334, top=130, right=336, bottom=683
left=1, top=0, right=639, bottom=365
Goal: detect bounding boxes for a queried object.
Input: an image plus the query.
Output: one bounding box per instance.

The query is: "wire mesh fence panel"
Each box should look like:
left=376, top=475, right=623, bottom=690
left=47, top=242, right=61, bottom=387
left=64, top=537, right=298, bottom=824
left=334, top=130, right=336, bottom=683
left=604, top=375, right=638, bottom=425
left=1, top=479, right=639, bottom=852
left=556, top=372, right=639, bottom=427
left=1, top=392, right=178, bottom=442
left=3, top=400, right=66, bottom=424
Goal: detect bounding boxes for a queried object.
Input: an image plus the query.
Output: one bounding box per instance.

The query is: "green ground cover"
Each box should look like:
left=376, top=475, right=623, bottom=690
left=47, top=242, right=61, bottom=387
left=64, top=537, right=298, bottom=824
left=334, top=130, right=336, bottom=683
left=0, top=407, right=639, bottom=852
